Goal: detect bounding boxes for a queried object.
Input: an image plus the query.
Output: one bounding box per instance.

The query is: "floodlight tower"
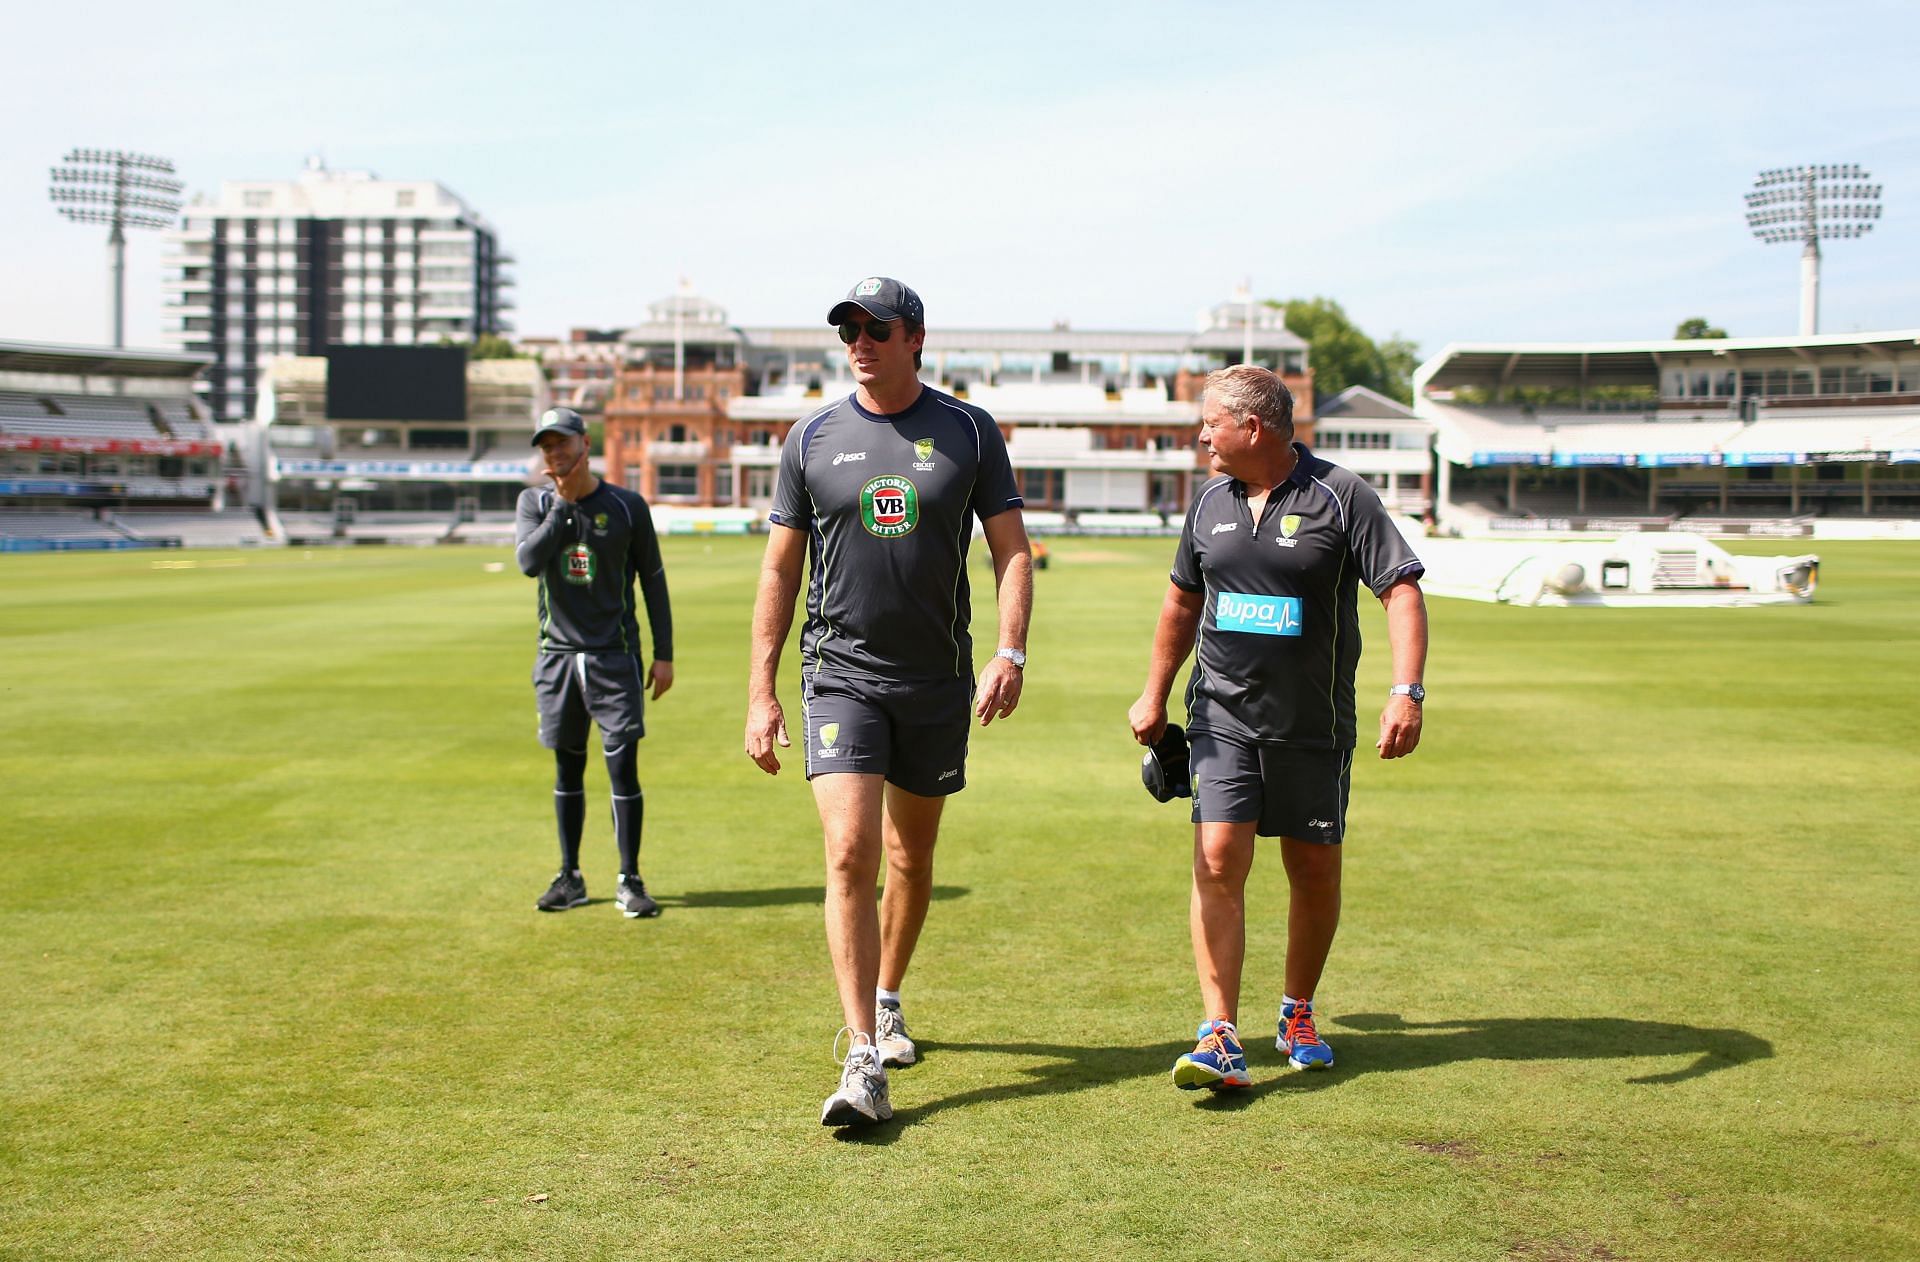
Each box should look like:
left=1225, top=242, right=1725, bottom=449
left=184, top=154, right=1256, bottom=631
left=1745, top=164, right=1882, bottom=336
left=48, top=149, right=185, bottom=348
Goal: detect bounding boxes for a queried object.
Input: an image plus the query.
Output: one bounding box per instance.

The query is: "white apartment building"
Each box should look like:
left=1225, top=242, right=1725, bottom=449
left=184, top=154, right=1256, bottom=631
left=159, top=159, right=514, bottom=424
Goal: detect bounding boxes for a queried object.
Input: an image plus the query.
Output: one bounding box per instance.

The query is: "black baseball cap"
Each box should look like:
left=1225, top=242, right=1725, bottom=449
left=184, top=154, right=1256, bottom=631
left=530, top=407, right=587, bottom=446
left=1141, top=724, right=1192, bottom=802
left=827, top=276, right=924, bottom=326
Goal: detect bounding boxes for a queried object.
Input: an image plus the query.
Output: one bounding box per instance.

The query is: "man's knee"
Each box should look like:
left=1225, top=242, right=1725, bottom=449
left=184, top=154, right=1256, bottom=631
left=824, top=835, right=881, bottom=890
left=1280, top=839, right=1341, bottom=890
left=1193, top=828, right=1253, bottom=888
left=884, top=840, right=936, bottom=885
left=554, top=746, right=588, bottom=792
left=603, top=739, right=639, bottom=796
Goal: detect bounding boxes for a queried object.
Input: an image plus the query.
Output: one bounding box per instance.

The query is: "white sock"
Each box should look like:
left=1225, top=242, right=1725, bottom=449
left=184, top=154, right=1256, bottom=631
left=876, top=987, right=901, bottom=1009
left=1282, top=994, right=1313, bottom=1013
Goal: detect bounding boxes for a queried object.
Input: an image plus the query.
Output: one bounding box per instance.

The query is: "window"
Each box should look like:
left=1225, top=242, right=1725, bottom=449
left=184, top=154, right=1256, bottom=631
left=243, top=190, right=271, bottom=208
left=656, top=464, right=699, bottom=497
left=1020, top=468, right=1050, bottom=503
left=746, top=468, right=776, bottom=500
left=712, top=464, right=734, bottom=503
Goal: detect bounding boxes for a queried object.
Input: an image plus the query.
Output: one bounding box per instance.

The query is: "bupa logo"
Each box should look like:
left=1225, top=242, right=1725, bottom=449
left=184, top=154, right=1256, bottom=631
left=1214, top=591, right=1304, bottom=637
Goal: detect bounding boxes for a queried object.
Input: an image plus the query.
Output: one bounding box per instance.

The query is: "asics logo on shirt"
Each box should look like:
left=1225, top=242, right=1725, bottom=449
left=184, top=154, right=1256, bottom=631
left=1210, top=522, right=1238, bottom=535
left=832, top=451, right=868, bottom=465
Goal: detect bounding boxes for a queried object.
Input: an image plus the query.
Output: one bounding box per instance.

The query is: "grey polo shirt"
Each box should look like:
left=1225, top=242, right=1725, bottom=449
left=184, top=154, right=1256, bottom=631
left=1171, top=444, right=1423, bottom=748
left=768, top=386, right=1023, bottom=682
left=514, top=481, right=673, bottom=660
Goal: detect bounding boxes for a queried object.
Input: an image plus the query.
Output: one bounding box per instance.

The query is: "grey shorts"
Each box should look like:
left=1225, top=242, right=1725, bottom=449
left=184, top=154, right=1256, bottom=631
left=1189, top=731, right=1352, bottom=844
left=802, top=668, right=970, bottom=797
left=533, top=650, right=646, bottom=750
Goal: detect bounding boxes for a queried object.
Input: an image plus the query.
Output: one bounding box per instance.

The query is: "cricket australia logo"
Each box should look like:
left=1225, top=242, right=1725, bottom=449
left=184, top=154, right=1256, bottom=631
left=912, top=437, right=936, bottom=471
left=860, top=475, right=919, bottom=538
left=818, top=721, right=842, bottom=759
left=564, top=543, right=597, bottom=585
left=1276, top=513, right=1303, bottom=549
left=592, top=512, right=609, bottom=534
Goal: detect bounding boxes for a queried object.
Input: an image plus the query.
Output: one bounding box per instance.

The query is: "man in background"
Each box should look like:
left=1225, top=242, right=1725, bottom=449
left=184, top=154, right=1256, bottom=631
left=515, top=407, right=674, bottom=919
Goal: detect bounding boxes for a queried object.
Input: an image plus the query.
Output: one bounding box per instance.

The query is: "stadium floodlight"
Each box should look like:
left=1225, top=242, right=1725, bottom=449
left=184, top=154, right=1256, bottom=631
left=48, top=148, right=185, bottom=348
left=1744, top=164, right=1882, bottom=336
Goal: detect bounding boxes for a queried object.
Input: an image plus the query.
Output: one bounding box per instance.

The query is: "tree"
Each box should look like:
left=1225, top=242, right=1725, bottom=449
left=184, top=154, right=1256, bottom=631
left=1268, top=296, right=1418, bottom=405
left=1673, top=318, right=1728, bottom=340
left=470, top=333, right=524, bottom=360
left=438, top=333, right=527, bottom=359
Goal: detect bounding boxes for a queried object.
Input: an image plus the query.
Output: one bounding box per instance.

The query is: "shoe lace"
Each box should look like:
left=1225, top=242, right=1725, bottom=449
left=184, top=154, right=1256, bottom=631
left=1196, top=1021, right=1237, bottom=1060
left=1285, top=1008, right=1321, bottom=1048
left=876, top=1005, right=907, bottom=1042
left=832, top=1026, right=885, bottom=1096
left=832, top=1025, right=877, bottom=1067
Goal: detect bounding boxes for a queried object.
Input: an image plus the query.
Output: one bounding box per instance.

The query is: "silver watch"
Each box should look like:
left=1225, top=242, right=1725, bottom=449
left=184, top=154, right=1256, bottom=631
left=995, top=647, right=1027, bottom=669
left=1389, top=683, right=1425, bottom=703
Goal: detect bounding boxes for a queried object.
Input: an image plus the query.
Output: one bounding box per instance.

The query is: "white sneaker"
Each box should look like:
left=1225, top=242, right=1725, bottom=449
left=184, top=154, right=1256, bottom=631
left=821, top=1030, right=892, bottom=1127
left=875, top=1002, right=917, bottom=1067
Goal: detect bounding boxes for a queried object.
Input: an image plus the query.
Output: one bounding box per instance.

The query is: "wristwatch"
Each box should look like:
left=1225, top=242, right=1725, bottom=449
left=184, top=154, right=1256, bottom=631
left=995, top=647, right=1027, bottom=669
left=1389, top=683, right=1425, bottom=704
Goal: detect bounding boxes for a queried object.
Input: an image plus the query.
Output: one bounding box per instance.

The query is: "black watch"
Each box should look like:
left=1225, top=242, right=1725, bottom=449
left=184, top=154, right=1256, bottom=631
left=1389, top=683, right=1425, bottom=704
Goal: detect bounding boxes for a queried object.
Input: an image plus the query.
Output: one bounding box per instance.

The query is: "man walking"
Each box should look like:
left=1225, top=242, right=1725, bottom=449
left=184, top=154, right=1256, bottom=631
left=1128, top=365, right=1427, bottom=1090
left=515, top=406, right=674, bottom=919
left=745, top=277, right=1033, bottom=1126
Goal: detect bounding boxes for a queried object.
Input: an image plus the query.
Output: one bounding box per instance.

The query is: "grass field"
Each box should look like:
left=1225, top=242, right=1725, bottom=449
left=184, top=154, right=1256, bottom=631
left=2, top=537, right=1916, bottom=1260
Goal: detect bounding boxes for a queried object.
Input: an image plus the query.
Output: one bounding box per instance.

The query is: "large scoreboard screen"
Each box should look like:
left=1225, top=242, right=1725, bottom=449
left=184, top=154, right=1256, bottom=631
left=324, top=345, right=467, bottom=421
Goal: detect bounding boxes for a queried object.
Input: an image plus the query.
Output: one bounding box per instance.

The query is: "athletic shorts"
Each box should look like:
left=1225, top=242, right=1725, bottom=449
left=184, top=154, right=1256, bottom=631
left=802, top=668, right=970, bottom=797
left=533, top=650, right=646, bottom=750
left=1189, top=730, right=1352, bottom=844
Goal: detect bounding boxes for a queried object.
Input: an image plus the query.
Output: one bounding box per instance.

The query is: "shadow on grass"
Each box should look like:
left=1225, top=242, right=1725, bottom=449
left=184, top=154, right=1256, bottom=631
left=654, top=884, right=969, bottom=911
left=836, top=1012, right=1772, bottom=1137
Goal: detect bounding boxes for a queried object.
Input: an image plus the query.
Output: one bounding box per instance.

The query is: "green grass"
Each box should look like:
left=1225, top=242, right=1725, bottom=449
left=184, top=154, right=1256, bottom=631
left=1, top=538, right=1915, bottom=1260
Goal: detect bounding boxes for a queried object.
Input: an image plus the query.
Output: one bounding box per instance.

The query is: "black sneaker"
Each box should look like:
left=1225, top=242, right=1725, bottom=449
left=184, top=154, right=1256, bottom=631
left=615, top=874, right=660, bottom=919
left=536, top=870, right=587, bottom=912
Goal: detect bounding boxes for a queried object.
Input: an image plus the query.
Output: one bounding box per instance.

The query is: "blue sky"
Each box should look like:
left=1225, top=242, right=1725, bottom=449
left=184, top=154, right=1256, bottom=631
left=5, top=1, right=1918, bottom=359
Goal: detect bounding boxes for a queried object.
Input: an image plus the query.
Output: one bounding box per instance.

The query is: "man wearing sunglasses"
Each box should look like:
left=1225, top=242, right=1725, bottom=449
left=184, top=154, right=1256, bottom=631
left=746, top=276, right=1034, bottom=1127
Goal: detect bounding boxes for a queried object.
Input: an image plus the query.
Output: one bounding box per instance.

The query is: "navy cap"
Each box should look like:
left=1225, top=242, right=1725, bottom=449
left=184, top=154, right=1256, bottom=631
left=828, top=276, right=924, bottom=326
left=1141, top=724, right=1192, bottom=802
left=530, top=407, right=587, bottom=446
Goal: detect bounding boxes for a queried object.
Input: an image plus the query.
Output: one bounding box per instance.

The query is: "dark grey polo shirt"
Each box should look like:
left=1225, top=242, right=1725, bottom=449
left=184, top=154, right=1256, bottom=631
left=514, top=481, right=673, bottom=660
left=1171, top=444, right=1423, bottom=748
left=768, top=386, right=1022, bottom=682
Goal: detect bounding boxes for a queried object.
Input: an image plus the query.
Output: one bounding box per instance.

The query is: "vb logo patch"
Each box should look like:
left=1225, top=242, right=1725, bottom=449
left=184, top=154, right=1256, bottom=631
left=565, top=543, right=597, bottom=585
left=860, top=475, right=919, bottom=537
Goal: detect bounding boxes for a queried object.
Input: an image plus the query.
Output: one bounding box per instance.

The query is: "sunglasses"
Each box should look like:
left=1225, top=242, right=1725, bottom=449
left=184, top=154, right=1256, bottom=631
left=837, top=319, right=898, bottom=345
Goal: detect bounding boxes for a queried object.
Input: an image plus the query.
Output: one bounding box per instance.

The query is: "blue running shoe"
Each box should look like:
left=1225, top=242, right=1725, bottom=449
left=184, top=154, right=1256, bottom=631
left=1278, top=998, right=1334, bottom=1070
left=1173, top=1018, right=1251, bottom=1090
